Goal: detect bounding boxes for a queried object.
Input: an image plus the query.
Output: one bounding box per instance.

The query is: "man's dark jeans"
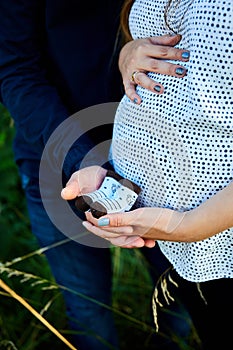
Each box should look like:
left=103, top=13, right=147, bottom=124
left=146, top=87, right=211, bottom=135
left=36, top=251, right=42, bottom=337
left=20, top=170, right=119, bottom=350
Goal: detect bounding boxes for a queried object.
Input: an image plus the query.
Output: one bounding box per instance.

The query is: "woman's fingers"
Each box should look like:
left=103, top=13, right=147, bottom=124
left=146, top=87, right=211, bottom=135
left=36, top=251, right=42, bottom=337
left=137, top=43, right=190, bottom=64
left=149, top=33, right=182, bottom=46
left=125, top=72, right=164, bottom=104
left=143, top=239, right=156, bottom=248
left=125, top=58, right=188, bottom=104
left=82, top=220, right=156, bottom=248
left=146, top=56, right=188, bottom=76
left=119, top=34, right=190, bottom=104
left=85, top=211, right=134, bottom=234
left=123, top=80, right=142, bottom=105
left=125, top=58, right=187, bottom=104
left=82, top=221, right=145, bottom=247
left=83, top=210, right=157, bottom=248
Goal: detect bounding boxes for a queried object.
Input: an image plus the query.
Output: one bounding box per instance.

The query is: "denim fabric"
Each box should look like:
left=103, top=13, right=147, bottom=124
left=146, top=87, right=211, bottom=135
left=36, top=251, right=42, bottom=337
left=20, top=171, right=119, bottom=350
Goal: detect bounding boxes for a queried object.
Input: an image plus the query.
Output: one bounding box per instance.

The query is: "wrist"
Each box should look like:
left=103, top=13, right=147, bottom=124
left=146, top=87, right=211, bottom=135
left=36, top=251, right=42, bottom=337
left=158, top=208, right=200, bottom=242
left=166, top=207, right=214, bottom=242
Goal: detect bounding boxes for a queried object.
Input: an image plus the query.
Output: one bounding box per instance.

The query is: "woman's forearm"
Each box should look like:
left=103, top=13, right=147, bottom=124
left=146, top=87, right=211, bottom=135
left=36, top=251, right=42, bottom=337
left=173, top=181, right=233, bottom=242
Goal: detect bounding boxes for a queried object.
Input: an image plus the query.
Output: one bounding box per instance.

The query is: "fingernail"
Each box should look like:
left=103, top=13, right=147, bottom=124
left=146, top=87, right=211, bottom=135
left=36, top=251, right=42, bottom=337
left=133, top=98, right=138, bottom=104
left=154, top=85, right=161, bottom=92
left=175, top=67, right=185, bottom=75
left=98, top=218, right=110, bottom=226
left=181, top=51, right=190, bottom=59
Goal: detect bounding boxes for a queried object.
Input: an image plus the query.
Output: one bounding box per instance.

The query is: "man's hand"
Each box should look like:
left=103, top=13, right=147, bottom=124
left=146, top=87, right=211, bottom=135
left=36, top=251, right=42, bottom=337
left=61, top=165, right=107, bottom=200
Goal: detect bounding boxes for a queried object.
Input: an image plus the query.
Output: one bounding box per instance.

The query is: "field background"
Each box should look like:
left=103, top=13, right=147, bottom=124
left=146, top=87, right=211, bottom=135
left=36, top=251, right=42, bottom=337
left=0, top=104, right=200, bottom=350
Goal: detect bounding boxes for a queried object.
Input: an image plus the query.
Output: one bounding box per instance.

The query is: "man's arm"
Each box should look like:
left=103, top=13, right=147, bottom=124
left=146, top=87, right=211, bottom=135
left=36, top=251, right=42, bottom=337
left=0, top=0, right=101, bottom=179
left=0, top=1, right=70, bottom=149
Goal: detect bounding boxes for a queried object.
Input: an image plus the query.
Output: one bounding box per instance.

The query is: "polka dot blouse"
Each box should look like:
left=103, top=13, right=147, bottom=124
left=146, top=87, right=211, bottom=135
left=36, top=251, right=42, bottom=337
left=111, top=0, right=233, bottom=282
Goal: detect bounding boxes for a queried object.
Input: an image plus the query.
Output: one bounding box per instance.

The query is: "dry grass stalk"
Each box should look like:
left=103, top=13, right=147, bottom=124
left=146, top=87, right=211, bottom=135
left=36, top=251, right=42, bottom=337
left=152, top=266, right=178, bottom=332
left=0, top=279, right=78, bottom=350
left=0, top=340, right=18, bottom=350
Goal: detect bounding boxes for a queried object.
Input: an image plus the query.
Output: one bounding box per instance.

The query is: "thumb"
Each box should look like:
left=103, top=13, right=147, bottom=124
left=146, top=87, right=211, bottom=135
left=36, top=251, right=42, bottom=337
left=98, top=211, right=135, bottom=227
left=61, top=180, right=80, bottom=200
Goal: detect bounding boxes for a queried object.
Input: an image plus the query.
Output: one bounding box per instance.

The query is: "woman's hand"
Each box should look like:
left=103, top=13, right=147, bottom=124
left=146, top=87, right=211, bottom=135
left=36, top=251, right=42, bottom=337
left=61, top=165, right=107, bottom=200
left=83, top=207, right=187, bottom=248
left=83, top=208, right=166, bottom=248
left=61, top=166, right=233, bottom=249
left=82, top=181, right=233, bottom=248
left=119, top=34, right=190, bottom=104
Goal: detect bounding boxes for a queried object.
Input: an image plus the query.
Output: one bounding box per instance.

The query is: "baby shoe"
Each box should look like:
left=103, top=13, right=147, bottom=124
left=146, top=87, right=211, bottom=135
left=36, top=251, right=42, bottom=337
left=75, top=170, right=123, bottom=211
left=75, top=170, right=141, bottom=217
left=90, top=174, right=141, bottom=218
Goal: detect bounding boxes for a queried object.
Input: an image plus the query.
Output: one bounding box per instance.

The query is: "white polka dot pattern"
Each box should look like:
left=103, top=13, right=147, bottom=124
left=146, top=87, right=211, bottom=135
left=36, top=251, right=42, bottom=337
left=111, top=0, right=233, bottom=282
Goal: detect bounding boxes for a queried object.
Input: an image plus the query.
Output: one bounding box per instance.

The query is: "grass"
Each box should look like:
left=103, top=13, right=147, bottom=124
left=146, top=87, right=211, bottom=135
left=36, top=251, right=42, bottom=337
left=0, top=104, right=200, bottom=350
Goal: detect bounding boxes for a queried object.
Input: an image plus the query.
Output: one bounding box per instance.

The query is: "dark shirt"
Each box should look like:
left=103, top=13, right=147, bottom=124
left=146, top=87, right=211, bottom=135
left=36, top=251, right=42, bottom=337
left=0, top=0, right=124, bottom=178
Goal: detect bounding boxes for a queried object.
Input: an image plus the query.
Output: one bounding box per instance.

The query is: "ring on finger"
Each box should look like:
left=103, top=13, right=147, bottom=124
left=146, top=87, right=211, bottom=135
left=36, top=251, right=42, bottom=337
left=131, top=70, right=140, bottom=83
